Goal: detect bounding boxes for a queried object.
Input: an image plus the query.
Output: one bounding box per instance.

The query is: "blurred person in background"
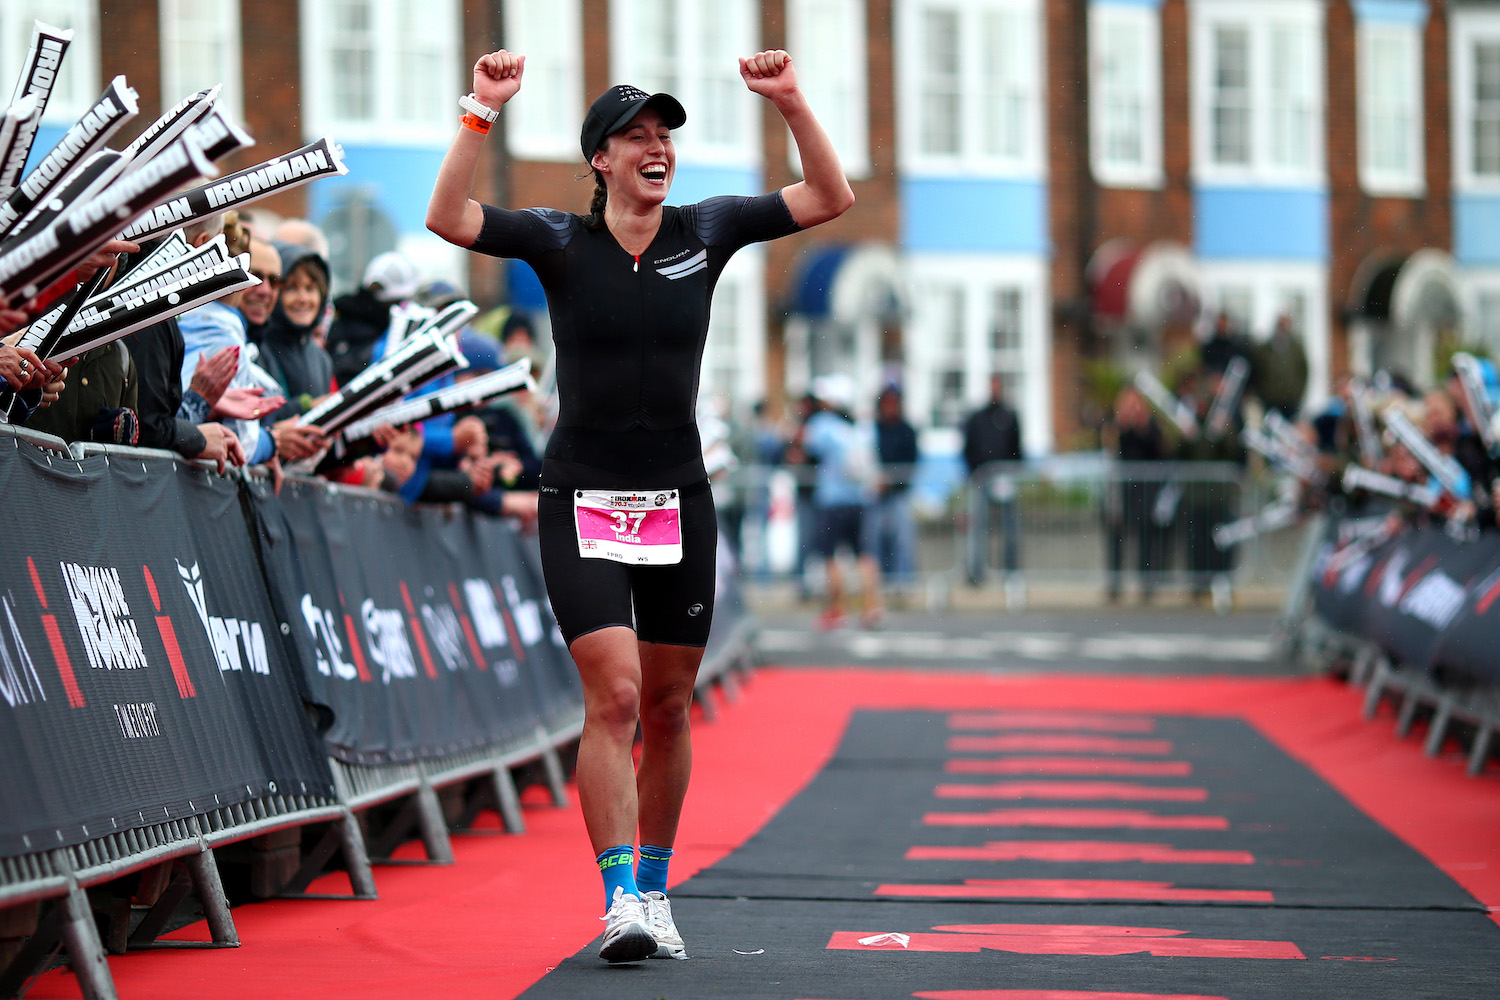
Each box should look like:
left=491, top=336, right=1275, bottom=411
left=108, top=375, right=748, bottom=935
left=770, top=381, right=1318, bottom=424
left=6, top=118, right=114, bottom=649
left=1174, top=367, right=1245, bottom=608
left=962, top=373, right=1023, bottom=587
left=1251, top=313, right=1309, bottom=421
left=869, top=385, right=919, bottom=603
left=1103, top=384, right=1169, bottom=604
left=327, top=250, right=419, bottom=385
left=801, top=375, right=882, bottom=629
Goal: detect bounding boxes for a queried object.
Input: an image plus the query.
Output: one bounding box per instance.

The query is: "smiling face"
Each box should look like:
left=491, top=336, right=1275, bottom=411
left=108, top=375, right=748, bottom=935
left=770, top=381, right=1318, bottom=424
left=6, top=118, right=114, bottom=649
left=278, top=261, right=324, bottom=328
left=240, top=240, right=281, bottom=326
left=592, top=109, right=675, bottom=209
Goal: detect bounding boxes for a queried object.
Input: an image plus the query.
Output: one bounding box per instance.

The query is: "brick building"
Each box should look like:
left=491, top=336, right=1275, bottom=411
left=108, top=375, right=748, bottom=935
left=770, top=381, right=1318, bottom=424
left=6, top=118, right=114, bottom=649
left=2, top=0, right=1492, bottom=455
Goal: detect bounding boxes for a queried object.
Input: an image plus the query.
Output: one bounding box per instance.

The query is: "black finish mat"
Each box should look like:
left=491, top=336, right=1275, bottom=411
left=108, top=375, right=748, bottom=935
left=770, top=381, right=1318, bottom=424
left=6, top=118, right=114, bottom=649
left=519, top=709, right=1500, bottom=1000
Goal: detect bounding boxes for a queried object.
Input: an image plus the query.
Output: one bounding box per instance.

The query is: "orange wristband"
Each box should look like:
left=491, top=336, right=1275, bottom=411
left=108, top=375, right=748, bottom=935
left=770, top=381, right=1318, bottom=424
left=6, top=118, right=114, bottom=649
left=460, top=112, right=492, bottom=135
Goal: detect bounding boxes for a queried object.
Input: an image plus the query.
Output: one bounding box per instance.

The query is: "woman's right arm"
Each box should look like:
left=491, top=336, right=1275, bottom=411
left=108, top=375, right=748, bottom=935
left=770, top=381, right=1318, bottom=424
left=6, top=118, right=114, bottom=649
left=426, top=50, right=525, bottom=248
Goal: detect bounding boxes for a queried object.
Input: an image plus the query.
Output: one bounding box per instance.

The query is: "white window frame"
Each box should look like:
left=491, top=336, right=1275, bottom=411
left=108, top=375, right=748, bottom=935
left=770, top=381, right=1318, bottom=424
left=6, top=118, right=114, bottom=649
left=1452, top=6, right=1500, bottom=192
left=1358, top=19, right=1424, bottom=197
left=1197, top=259, right=1330, bottom=411
left=609, top=0, right=759, bottom=168
left=503, top=0, right=583, bottom=162
left=1190, top=0, right=1325, bottom=188
left=300, top=0, right=462, bottom=145
left=1461, top=269, right=1500, bottom=355
left=700, top=247, right=768, bottom=414
left=0, top=2, right=100, bottom=122
left=787, top=0, right=870, bottom=179
left=905, top=253, right=1052, bottom=454
left=1089, top=2, right=1163, bottom=189
left=897, top=0, right=1045, bottom=179
left=159, top=0, right=244, bottom=127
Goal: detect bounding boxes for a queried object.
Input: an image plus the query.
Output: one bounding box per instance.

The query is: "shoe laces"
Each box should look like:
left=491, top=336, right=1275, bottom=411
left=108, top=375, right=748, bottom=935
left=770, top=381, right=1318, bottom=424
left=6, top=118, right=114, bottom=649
left=602, top=888, right=646, bottom=927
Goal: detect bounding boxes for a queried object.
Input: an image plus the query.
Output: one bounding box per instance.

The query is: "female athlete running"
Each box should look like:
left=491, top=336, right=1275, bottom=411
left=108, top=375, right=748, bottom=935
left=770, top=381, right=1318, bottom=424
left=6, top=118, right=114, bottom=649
left=427, top=47, right=853, bottom=963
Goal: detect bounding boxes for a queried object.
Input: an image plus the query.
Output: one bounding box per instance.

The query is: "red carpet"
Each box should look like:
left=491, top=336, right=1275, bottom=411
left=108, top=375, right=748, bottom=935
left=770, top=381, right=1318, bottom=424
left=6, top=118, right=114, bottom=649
left=33, top=670, right=1500, bottom=998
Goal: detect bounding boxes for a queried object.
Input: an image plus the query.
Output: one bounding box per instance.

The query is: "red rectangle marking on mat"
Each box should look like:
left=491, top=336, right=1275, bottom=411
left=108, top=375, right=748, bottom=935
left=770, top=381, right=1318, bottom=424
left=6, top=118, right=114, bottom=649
left=950, top=735, right=1174, bottom=755
left=916, top=991, right=1233, bottom=1000
left=925, top=808, right=1229, bottom=830
left=827, top=923, right=1303, bottom=958
left=945, top=758, right=1192, bottom=777
left=947, top=712, right=1159, bottom=732
left=905, top=841, right=1254, bottom=864
left=874, top=879, right=1274, bottom=903
left=934, top=781, right=1207, bottom=802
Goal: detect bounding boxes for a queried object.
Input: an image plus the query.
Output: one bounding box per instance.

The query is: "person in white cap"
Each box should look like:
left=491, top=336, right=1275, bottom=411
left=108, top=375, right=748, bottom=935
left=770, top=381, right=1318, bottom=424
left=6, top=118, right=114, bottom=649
left=327, top=251, right=420, bottom=385
left=427, top=48, right=853, bottom=963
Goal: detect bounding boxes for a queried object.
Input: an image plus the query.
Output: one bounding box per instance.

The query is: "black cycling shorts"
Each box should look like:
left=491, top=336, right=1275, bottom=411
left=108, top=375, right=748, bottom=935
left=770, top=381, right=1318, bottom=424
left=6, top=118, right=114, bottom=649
left=537, top=482, right=718, bottom=647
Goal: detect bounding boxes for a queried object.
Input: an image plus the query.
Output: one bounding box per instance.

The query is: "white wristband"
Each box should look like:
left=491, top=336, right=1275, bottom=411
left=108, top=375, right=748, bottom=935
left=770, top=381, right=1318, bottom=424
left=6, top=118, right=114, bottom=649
left=459, top=93, right=499, bottom=123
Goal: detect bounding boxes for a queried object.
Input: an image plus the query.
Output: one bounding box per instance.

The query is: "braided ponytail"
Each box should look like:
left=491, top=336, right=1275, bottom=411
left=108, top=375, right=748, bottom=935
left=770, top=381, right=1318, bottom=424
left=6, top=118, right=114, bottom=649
left=583, top=169, right=608, bottom=231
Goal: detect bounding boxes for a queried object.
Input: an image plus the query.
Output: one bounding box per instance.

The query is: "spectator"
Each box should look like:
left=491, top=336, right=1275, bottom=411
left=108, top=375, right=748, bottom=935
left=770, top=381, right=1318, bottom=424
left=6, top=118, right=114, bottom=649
left=1251, top=313, right=1309, bottom=420
left=801, top=374, right=882, bottom=629
left=327, top=251, right=419, bottom=385
left=260, top=241, right=335, bottom=423
left=1200, top=310, right=1254, bottom=376
left=1175, top=367, right=1245, bottom=609
left=457, top=330, right=541, bottom=490
left=869, top=385, right=919, bottom=600
left=176, top=215, right=286, bottom=467
left=961, top=373, right=1023, bottom=587
left=240, top=238, right=282, bottom=346
left=1103, top=384, right=1169, bottom=603
left=783, top=391, right=821, bottom=601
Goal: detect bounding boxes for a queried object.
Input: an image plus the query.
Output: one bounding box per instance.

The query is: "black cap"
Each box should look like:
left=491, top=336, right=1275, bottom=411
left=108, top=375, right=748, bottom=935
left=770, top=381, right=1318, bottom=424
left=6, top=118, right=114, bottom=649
left=580, top=85, right=686, bottom=160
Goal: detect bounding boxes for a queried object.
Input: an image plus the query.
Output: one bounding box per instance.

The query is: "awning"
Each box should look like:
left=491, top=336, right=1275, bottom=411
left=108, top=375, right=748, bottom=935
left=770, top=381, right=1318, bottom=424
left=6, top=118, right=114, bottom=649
left=788, top=243, right=906, bottom=324
left=1349, top=248, right=1462, bottom=330
left=1087, top=239, right=1200, bottom=331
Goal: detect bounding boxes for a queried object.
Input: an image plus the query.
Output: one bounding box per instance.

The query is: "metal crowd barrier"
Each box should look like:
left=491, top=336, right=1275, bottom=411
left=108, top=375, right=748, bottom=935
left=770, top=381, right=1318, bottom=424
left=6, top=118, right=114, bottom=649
left=721, top=458, right=1302, bottom=609
left=1289, top=615, right=1500, bottom=777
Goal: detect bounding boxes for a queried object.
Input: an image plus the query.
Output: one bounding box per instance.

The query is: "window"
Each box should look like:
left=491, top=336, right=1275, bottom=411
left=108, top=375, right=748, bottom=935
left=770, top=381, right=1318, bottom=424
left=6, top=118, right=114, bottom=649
left=1358, top=21, right=1424, bottom=195
left=899, top=0, right=1043, bottom=176
left=503, top=0, right=583, bottom=161
left=1090, top=2, right=1162, bottom=188
left=906, top=254, right=1051, bottom=452
left=611, top=0, right=757, bottom=164
left=301, top=0, right=461, bottom=143
left=699, top=249, right=767, bottom=412
left=1192, top=0, right=1324, bottom=185
left=0, top=1, right=100, bottom=121
left=160, top=0, right=242, bottom=125
left=787, top=0, right=869, bottom=177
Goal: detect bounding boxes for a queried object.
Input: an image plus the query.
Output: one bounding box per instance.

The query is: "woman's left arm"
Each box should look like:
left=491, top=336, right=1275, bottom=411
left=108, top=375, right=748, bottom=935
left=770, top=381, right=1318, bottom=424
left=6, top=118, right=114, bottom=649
left=740, top=50, right=855, bottom=228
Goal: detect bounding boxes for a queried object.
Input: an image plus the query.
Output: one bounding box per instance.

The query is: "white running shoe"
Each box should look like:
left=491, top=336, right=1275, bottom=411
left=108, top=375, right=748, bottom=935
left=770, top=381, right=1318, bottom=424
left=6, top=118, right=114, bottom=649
left=642, top=891, right=688, bottom=960
left=598, top=887, right=657, bottom=963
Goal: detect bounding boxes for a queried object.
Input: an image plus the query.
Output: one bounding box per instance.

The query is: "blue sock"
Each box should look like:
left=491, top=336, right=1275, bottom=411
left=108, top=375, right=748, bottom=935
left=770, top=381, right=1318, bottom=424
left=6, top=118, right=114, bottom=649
left=637, top=844, right=673, bottom=896
left=597, top=845, right=639, bottom=910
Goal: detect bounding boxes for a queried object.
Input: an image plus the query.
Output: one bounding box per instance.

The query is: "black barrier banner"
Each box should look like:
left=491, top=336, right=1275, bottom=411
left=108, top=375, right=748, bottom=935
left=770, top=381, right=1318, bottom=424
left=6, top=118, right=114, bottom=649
left=247, top=477, right=580, bottom=764
left=1308, top=509, right=1500, bottom=682
left=0, top=442, right=332, bottom=858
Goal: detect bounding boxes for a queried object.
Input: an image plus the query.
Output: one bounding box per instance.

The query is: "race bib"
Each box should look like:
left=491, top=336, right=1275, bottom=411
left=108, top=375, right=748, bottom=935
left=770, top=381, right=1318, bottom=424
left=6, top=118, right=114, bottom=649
left=574, top=489, right=683, bottom=565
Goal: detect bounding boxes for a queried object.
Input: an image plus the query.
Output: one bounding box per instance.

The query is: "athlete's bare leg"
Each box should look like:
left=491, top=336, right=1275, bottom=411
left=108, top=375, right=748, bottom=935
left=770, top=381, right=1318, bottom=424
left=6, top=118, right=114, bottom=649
left=571, top=625, right=645, bottom=853
left=636, top=640, right=706, bottom=849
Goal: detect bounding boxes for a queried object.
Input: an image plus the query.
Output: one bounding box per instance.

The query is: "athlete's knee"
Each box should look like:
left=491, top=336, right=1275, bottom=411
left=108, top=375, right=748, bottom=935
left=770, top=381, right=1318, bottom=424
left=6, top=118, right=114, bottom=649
left=586, top=676, right=642, bottom=730
left=639, top=686, right=693, bottom=736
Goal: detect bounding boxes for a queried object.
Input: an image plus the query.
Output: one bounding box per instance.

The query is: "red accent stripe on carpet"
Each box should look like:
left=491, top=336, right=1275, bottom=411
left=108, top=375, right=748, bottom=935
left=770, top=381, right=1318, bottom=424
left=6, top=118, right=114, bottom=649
left=904, top=841, right=1255, bottom=864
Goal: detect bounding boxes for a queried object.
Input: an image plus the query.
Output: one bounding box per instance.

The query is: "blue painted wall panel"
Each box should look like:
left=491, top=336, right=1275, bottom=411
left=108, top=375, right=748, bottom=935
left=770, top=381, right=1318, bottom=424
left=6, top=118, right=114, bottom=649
left=900, top=178, right=1049, bottom=254
left=307, top=144, right=448, bottom=234
left=1194, top=187, right=1328, bottom=261
left=1352, top=0, right=1428, bottom=27
left=1454, top=194, right=1500, bottom=267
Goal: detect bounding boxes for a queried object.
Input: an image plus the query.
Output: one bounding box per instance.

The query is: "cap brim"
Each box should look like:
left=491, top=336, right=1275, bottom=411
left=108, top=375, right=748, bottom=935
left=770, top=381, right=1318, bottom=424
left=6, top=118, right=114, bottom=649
left=604, top=93, right=686, bottom=140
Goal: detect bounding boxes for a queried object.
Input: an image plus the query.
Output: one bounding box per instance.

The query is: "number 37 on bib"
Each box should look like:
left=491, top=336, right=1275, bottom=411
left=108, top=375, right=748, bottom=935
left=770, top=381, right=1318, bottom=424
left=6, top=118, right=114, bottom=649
left=574, top=489, right=683, bottom=565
